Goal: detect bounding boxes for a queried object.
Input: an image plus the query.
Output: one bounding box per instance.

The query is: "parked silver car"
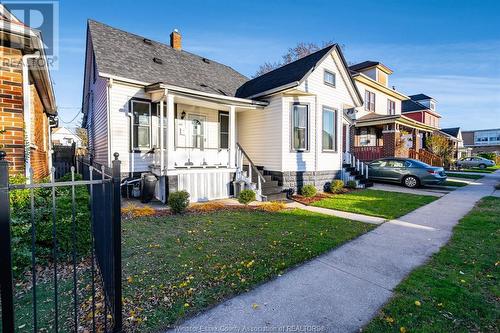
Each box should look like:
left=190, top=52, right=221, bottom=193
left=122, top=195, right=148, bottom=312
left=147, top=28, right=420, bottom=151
left=368, top=158, right=447, bottom=188
left=456, top=156, right=495, bottom=169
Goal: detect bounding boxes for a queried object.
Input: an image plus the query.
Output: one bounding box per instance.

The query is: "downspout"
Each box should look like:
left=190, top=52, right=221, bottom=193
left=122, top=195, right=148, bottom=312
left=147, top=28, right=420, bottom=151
left=106, top=78, right=113, bottom=166
left=47, top=116, right=57, bottom=178
left=22, top=52, right=41, bottom=182
left=314, top=94, right=319, bottom=172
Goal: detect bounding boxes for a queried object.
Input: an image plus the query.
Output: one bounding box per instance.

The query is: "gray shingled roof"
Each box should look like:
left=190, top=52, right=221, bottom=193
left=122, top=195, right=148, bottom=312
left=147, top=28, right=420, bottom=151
left=409, top=93, right=433, bottom=101
left=235, top=45, right=337, bottom=98
left=402, top=99, right=429, bottom=112
left=441, top=127, right=460, bottom=138
left=88, top=20, right=248, bottom=97
left=349, top=61, right=380, bottom=72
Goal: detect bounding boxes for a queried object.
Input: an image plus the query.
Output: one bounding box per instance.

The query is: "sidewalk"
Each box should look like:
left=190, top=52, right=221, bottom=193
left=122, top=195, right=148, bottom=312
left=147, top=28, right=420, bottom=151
left=168, top=171, right=499, bottom=333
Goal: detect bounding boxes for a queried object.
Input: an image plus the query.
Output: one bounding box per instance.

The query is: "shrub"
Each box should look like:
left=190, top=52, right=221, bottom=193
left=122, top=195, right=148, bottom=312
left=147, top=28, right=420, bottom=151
left=190, top=201, right=226, bottom=213
left=9, top=174, right=30, bottom=211
left=330, top=180, right=345, bottom=193
left=478, top=153, right=496, bottom=161
left=259, top=201, right=286, bottom=212
left=347, top=180, right=357, bottom=189
left=300, top=184, right=317, bottom=198
left=168, top=190, right=190, bottom=214
left=238, top=189, right=256, bottom=205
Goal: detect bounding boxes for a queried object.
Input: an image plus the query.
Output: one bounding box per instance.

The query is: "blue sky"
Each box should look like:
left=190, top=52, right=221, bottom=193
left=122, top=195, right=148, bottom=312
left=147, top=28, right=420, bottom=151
left=32, top=0, right=500, bottom=129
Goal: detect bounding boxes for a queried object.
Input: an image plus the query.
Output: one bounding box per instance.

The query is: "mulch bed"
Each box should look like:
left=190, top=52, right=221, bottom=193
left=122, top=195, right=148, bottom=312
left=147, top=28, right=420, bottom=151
left=292, top=188, right=357, bottom=205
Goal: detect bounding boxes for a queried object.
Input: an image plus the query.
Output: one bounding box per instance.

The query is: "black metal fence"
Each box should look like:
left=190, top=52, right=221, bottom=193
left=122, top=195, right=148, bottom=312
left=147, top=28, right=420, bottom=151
left=0, top=151, right=122, bottom=332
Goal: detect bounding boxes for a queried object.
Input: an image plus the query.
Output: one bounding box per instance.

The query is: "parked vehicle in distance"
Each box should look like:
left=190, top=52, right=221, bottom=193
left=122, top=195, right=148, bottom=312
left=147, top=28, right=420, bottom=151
left=368, top=158, right=447, bottom=188
left=456, top=156, right=495, bottom=169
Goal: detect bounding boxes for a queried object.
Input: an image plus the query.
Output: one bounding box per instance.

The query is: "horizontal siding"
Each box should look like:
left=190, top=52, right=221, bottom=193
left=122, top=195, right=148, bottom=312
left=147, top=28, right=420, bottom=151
left=237, top=96, right=282, bottom=171
left=92, top=76, right=108, bottom=166
left=355, top=80, right=402, bottom=119
left=109, top=82, right=152, bottom=173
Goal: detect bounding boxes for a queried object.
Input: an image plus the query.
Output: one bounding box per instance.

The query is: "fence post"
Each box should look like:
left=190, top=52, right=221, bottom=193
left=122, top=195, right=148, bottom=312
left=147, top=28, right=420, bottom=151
left=111, top=152, right=122, bottom=332
left=0, top=151, right=15, bottom=332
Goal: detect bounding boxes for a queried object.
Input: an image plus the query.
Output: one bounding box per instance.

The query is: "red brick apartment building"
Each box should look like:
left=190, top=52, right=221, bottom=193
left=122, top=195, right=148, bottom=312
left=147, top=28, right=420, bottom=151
left=0, top=4, right=56, bottom=180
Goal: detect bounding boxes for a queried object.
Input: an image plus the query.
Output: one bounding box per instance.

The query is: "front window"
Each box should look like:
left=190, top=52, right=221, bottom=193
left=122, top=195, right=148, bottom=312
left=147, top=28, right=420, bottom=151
left=132, top=100, right=151, bottom=149
left=365, top=90, right=376, bottom=111
left=292, top=104, right=309, bottom=151
left=324, top=70, right=336, bottom=87
left=190, top=117, right=205, bottom=149
left=387, top=99, right=396, bottom=115
left=322, top=107, right=337, bottom=151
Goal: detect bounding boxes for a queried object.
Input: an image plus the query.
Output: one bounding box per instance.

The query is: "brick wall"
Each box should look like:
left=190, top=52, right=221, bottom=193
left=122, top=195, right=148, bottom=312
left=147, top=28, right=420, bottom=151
left=0, top=46, right=25, bottom=175
left=0, top=46, right=50, bottom=179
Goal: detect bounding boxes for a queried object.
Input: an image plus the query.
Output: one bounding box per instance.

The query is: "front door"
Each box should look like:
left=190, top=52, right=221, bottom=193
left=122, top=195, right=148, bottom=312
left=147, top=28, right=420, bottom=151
left=188, top=114, right=206, bottom=150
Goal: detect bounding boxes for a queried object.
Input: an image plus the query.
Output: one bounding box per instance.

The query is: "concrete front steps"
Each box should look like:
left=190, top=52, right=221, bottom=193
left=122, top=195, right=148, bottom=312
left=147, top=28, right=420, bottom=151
left=341, top=163, right=373, bottom=189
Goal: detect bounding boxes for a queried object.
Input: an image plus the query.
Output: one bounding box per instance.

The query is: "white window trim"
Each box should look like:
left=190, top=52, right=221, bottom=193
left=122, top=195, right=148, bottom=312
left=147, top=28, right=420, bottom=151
left=324, top=69, right=336, bottom=88
left=322, top=106, right=337, bottom=152
left=290, top=103, right=310, bottom=152
left=131, top=99, right=152, bottom=151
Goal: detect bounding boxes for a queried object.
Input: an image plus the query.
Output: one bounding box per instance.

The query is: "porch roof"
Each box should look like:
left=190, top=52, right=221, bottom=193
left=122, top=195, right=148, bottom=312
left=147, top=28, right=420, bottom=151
left=355, top=113, right=437, bottom=132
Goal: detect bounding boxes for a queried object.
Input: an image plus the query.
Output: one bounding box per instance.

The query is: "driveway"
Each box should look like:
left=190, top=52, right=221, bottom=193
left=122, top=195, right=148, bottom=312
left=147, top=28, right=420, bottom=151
left=168, top=171, right=499, bottom=333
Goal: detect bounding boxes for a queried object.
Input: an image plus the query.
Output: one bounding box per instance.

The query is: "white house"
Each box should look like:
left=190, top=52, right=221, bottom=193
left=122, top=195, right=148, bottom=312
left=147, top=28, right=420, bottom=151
left=82, top=20, right=365, bottom=202
left=51, top=127, right=83, bottom=147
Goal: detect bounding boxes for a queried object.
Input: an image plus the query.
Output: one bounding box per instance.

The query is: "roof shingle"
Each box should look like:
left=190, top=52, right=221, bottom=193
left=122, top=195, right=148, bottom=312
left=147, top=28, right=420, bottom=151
left=88, top=20, right=248, bottom=97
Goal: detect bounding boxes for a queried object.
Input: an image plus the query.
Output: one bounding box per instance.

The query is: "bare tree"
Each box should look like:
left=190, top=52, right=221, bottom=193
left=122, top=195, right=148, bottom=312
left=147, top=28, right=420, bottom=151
left=75, top=127, right=88, bottom=147
left=253, top=40, right=337, bottom=77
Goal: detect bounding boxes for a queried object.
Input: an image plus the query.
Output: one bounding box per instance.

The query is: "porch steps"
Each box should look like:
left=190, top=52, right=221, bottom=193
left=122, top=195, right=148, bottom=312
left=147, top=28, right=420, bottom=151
left=240, top=166, right=287, bottom=202
left=341, top=163, right=373, bottom=189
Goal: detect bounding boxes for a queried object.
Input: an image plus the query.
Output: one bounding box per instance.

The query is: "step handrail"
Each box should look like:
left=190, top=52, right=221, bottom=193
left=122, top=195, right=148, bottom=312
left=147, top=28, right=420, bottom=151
left=236, top=143, right=266, bottom=184
left=345, top=150, right=369, bottom=180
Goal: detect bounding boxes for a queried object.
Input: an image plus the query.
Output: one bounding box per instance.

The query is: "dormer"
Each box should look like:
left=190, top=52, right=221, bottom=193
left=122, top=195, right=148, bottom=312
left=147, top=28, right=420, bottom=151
left=409, top=94, right=436, bottom=112
left=349, top=61, right=393, bottom=87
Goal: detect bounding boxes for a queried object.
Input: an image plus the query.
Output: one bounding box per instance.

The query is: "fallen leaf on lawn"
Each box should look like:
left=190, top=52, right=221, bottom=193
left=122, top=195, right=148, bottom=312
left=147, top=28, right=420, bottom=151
left=415, top=300, right=421, bottom=307
left=385, top=316, right=394, bottom=324
left=252, top=303, right=259, bottom=309
left=400, top=327, right=407, bottom=333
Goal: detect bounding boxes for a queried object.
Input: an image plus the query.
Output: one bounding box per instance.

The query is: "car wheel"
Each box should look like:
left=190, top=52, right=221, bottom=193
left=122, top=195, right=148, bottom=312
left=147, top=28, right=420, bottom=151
left=478, top=164, right=486, bottom=169
left=403, top=176, right=419, bottom=188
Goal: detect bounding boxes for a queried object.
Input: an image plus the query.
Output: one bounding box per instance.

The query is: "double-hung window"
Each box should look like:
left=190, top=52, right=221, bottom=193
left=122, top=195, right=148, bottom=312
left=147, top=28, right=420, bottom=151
left=132, top=100, right=151, bottom=150
left=324, top=70, right=336, bottom=87
left=219, top=111, right=229, bottom=149
left=365, top=90, right=376, bottom=111
left=387, top=99, right=396, bottom=115
left=292, top=104, right=309, bottom=151
left=322, top=107, right=337, bottom=151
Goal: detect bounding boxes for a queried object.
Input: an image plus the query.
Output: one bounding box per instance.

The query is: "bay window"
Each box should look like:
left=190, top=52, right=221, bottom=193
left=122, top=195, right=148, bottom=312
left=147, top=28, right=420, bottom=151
left=292, top=104, right=309, bottom=151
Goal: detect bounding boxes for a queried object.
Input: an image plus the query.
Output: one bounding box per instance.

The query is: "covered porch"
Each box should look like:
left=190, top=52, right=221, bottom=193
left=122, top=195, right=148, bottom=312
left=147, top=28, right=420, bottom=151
left=144, top=83, right=267, bottom=202
left=348, top=114, right=440, bottom=164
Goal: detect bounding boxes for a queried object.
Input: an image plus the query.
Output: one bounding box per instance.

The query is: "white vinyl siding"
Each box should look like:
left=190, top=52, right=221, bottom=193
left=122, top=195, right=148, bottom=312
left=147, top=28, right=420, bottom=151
left=90, top=76, right=108, bottom=165
left=236, top=96, right=282, bottom=171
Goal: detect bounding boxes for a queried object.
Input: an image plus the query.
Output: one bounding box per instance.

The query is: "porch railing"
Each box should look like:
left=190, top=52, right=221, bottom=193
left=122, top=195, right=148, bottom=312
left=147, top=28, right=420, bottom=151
left=409, top=148, right=443, bottom=166
left=343, top=151, right=369, bottom=182
left=235, top=143, right=266, bottom=199
left=352, top=146, right=383, bottom=161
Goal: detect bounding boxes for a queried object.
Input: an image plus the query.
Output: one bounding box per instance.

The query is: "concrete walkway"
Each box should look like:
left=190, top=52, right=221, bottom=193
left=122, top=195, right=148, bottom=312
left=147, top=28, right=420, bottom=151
left=287, top=201, right=386, bottom=225
left=169, top=171, right=499, bottom=333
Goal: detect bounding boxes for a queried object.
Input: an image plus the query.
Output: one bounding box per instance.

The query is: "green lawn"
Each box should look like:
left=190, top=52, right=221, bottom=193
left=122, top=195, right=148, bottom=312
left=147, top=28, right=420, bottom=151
left=363, top=196, right=500, bottom=333
left=445, top=172, right=484, bottom=180
left=456, top=166, right=499, bottom=174
left=121, top=209, right=374, bottom=331
left=311, top=189, right=437, bottom=219
left=443, top=180, right=468, bottom=187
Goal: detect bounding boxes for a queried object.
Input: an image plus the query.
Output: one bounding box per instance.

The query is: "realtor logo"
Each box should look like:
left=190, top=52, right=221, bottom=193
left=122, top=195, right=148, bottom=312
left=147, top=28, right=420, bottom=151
left=2, top=0, right=59, bottom=69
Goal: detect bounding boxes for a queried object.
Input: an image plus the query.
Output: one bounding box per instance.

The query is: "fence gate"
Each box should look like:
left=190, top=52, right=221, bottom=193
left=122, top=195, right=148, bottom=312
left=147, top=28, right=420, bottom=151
left=0, top=151, right=122, bottom=332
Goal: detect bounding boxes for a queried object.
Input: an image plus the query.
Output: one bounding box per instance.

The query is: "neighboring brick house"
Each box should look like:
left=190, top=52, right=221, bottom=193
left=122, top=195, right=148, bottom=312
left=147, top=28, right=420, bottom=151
left=0, top=5, right=57, bottom=180
left=462, top=128, right=500, bottom=156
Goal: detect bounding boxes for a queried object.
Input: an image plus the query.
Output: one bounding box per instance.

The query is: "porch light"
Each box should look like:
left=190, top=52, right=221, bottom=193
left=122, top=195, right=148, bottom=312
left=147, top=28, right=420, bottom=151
left=181, top=111, right=186, bottom=119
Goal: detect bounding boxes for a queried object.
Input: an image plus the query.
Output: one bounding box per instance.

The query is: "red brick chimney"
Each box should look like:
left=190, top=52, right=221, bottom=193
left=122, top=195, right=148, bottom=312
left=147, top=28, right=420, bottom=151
left=170, top=29, right=181, bottom=50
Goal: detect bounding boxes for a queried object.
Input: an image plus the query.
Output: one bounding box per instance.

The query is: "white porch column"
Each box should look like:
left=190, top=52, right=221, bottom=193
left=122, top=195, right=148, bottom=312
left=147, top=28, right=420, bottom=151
left=229, top=105, right=236, bottom=168
left=166, top=94, right=175, bottom=170
left=159, top=99, right=165, bottom=175
left=345, top=124, right=350, bottom=152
